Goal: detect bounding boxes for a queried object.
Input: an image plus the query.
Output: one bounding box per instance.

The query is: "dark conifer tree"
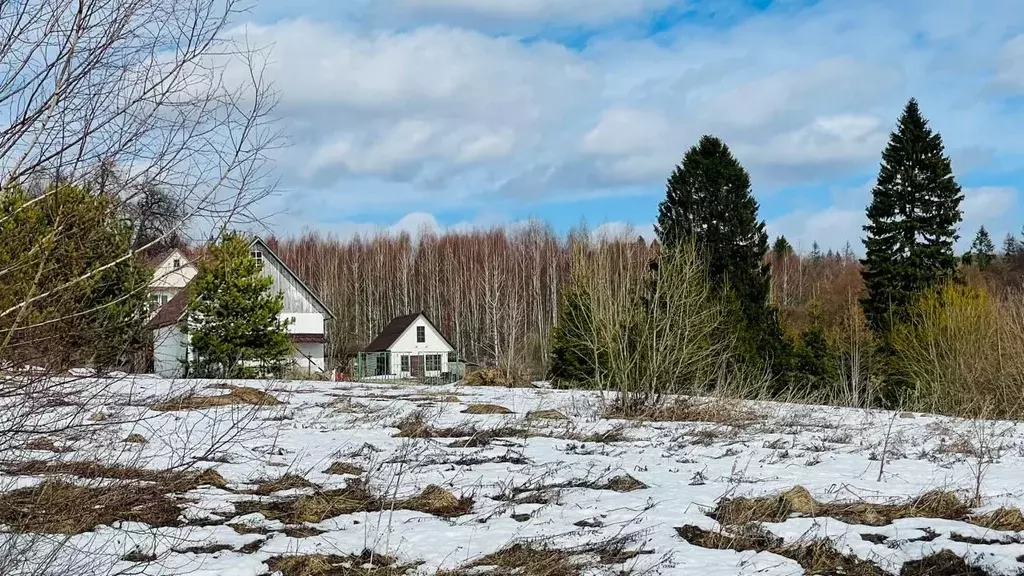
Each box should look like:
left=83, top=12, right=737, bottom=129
left=656, top=135, right=787, bottom=373
left=861, top=99, right=963, bottom=334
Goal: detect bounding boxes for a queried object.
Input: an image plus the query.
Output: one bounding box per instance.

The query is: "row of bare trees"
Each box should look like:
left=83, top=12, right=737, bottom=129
left=267, top=226, right=655, bottom=377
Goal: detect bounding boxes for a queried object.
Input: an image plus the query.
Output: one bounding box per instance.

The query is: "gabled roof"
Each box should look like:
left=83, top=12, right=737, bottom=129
left=146, top=286, right=190, bottom=329
left=251, top=237, right=335, bottom=319
left=145, top=235, right=335, bottom=331
left=363, top=312, right=455, bottom=353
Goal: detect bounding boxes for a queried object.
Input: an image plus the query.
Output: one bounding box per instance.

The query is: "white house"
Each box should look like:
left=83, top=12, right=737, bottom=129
left=359, top=312, right=456, bottom=380
left=147, top=237, right=334, bottom=378
left=147, top=248, right=197, bottom=311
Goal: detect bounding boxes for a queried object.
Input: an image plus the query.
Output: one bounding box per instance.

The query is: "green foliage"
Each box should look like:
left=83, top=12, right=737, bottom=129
left=789, top=311, right=840, bottom=396
left=549, top=274, right=605, bottom=387
left=965, top=226, right=995, bottom=269
left=772, top=236, right=794, bottom=257
left=889, top=284, right=1024, bottom=418
left=861, top=98, right=963, bottom=335
left=0, top=185, right=150, bottom=370
left=186, top=233, right=293, bottom=378
left=655, top=135, right=787, bottom=377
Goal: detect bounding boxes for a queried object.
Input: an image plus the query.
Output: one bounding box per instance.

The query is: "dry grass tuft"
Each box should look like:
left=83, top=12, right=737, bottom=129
left=23, top=437, right=71, bottom=452
left=462, top=368, right=534, bottom=388
left=2, top=460, right=227, bottom=491
left=394, top=411, right=527, bottom=447
left=249, top=474, right=319, bottom=495
left=607, top=397, right=760, bottom=426
left=396, top=484, right=473, bottom=517
left=601, top=474, right=647, bottom=493
left=323, top=461, right=365, bottom=476
left=150, top=385, right=281, bottom=411
left=236, top=479, right=472, bottom=523
left=899, top=550, right=988, bottom=576
left=462, top=403, right=514, bottom=415
left=266, top=550, right=413, bottom=576
left=676, top=525, right=883, bottom=576
left=968, top=507, right=1024, bottom=531
left=528, top=410, right=569, bottom=421
left=457, top=543, right=577, bottom=576
left=123, top=433, right=148, bottom=444
left=711, top=486, right=970, bottom=527
left=0, top=480, right=181, bottom=534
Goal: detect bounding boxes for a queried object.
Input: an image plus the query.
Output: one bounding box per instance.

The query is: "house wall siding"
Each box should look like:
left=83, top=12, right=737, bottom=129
left=153, top=326, right=187, bottom=378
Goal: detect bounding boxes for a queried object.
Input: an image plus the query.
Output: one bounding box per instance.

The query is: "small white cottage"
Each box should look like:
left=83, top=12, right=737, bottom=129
left=359, top=312, right=456, bottom=380
left=147, top=237, right=334, bottom=378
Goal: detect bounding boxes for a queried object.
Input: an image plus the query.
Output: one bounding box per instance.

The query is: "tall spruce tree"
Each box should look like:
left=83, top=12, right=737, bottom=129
left=967, top=226, right=995, bottom=269
left=861, top=99, right=963, bottom=334
left=549, top=278, right=605, bottom=387
left=772, top=236, right=794, bottom=257
left=186, top=232, right=293, bottom=378
left=655, top=135, right=786, bottom=371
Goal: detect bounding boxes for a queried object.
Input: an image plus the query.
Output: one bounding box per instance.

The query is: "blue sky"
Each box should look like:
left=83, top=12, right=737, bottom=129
left=242, top=0, right=1024, bottom=253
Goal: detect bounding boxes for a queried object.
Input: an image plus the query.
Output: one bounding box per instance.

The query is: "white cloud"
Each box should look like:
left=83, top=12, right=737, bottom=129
left=996, top=34, right=1024, bottom=90
left=386, top=0, right=676, bottom=25
left=962, top=186, right=1018, bottom=223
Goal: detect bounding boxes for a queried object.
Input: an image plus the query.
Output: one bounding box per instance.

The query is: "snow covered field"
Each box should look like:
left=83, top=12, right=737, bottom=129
left=3, top=376, right=1024, bottom=575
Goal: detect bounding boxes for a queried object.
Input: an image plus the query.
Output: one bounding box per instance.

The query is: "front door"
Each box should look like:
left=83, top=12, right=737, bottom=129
left=410, top=355, right=425, bottom=378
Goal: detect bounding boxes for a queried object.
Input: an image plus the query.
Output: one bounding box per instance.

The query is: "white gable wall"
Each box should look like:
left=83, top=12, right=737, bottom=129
left=150, top=250, right=196, bottom=290
left=386, top=315, right=454, bottom=377
left=153, top=326, right=188, bottom=378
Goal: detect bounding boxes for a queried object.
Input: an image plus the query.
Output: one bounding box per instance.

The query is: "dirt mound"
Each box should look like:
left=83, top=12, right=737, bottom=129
left=151, top=386, right=281, bottom=411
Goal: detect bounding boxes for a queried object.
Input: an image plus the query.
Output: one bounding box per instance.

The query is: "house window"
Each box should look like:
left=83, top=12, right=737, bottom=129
left=448, top=351, right=457, bottom=363
left=251, top=250, right=263, bottom=265
left=425, top=354, right=441, bottom=372
left=151, top=293, right=169, bottom=309
left=401, top=355, right=409, bottom=372
left=172, top=258, right=181, bottom=269
left=416, top=326, right=425, bottom=343
left=375, top=353, right=390, bottom=376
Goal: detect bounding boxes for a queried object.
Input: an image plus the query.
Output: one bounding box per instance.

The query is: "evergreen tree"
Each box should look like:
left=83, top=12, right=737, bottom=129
left=791, top=313, right=839, bottom=394
left=549, top=278, right=605, bottom=387
left=861, top=99, right=963, bottom=334
left=772, top=236, right=794, bottom=258
left=186, top=232, right=293, bottom=378
left=0, top=185, right=150, bottom=370
left=655, top=135, right=787, bottom=372
left=1003, top=233, right=1019, bottom=256
left=810, top=242, right=823, bottom=262
left=967, top=226, right=996, bottom=269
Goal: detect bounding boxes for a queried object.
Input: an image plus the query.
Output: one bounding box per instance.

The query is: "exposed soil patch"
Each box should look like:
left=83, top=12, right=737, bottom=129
left=151, top=386, right=281, bottom=411
left=711, top=485, right=970, bottom=527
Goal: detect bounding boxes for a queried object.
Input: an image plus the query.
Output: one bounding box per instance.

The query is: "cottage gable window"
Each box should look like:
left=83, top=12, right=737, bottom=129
left=416, top=326, right=425, bottom=343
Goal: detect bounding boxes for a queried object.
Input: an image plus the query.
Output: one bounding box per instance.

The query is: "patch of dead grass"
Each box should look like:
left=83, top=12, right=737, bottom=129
left=236, top=480, right=472, bottom=523
left=711, top=485, right=970, bottom=527
left=528, top=410, right=569, bottom=421
left=324, top=462, right=365, bottom=476
left=23, top=437, right=71, bottom=452
left=394, top=411, right=528, bottom=447
left=0, top=480, right=181, bottom=534
left=462, top=403, right=513, bottom=415
left=607, top=397, right=760, bottom=426
left=151, top=386, right=281, bottom=411
left=266, top=550, right=414, bottom=576
left=2, top=460, right=227, bottom=491
left=123, top=433, right=148, bottom=444
left=248, top=474, right=319, bottom=495
left=676, top=524, right=884, bottom=576
left=968, top=507, right=1024, bottom=531
left=601, top=474, right=647, bottom=493
left=899, top=550, right=989, bottom=576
